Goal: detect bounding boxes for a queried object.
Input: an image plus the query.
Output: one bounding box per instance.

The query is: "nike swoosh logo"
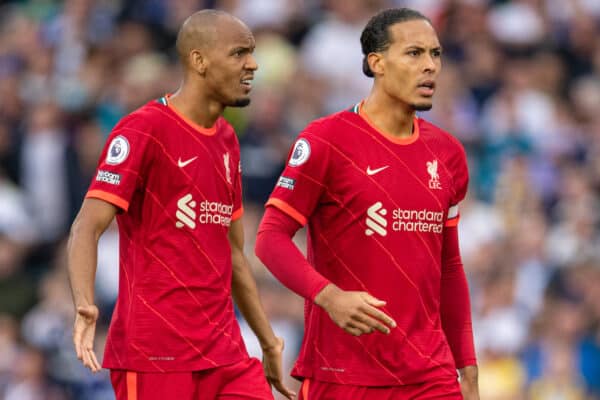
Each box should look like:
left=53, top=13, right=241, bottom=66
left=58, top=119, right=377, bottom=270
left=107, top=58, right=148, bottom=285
left=366, top=165, right=389, bottom=176
left=178, top=156, right=198, bottom=168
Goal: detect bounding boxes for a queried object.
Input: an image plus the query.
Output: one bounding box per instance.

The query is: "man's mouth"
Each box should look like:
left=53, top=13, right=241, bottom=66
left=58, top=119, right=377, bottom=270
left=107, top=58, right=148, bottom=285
left=241, top=77, right=253, bottom=90
left=417, top=80, right=435, bottom=96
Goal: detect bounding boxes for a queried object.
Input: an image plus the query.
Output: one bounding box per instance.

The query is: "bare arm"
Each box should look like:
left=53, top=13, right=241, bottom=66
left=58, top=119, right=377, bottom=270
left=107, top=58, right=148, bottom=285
left=67, top=198, right=118, bottom=372
left=459, top=365, right=479, bottom=400
left=228, top=219, right=295, bottom=399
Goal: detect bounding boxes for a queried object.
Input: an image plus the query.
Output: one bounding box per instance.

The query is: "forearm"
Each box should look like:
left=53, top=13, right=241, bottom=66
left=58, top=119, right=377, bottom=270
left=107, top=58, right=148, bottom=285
left=255, top=207, right=330, bottom=301
left=67, top=220, right=100, bottom=309
left=459, top=364, right=479, bottom=399
left=459, top=365, right=478, bottom=383
left=440, top=226, right=476, bottom=368
left=231, top=255, right=277, bottom=349
left=67, top=199, right=116, bottom=310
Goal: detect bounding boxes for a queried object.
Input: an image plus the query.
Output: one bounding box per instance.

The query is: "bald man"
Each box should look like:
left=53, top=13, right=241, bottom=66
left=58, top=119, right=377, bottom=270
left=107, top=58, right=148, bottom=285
left=68, top=10, right=294, bottom=400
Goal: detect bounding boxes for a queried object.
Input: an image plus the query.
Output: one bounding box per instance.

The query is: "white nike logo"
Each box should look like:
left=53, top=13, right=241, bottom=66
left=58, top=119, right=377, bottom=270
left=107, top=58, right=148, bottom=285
left=366, top=165, right=389, bottom=176
left=178, top=156, right=198, bottom=168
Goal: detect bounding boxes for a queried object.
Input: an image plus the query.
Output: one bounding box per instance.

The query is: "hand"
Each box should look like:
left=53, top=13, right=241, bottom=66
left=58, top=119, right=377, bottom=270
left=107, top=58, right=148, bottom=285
left=73, top=304, right=101, bottom=372
left=459, top=365, right=479, bottom=400
left=262, top=337, right=296, bottom=399
left=314, top=284, right=396, bottom=336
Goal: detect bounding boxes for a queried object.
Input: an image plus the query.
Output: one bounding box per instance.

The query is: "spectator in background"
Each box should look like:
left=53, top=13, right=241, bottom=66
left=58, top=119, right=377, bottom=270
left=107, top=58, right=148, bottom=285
left=299, top=0, right=380, bottom=113
left=19, top=102, right=69, bottom=244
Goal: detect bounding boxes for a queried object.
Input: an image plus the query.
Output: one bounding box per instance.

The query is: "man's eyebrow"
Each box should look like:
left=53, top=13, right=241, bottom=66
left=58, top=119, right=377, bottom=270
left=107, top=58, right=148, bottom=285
left=229, top=44, right=255, bottom=53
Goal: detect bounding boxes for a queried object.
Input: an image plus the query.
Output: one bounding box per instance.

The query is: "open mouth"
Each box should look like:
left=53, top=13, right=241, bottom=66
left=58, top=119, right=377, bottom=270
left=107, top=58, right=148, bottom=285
left=417, top=80, right=435, bottom=96
left=241, top=77, right=253, bottom=90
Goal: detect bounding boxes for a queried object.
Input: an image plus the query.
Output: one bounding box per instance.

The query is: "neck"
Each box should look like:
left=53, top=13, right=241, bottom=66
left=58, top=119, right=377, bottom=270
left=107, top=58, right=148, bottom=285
left=361, top=90, right=416, bottom=138
left=168, top=80, right=224, bottom=128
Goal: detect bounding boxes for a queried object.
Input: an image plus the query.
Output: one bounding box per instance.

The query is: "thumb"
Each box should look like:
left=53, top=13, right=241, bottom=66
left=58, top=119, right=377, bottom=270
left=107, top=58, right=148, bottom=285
left=77, top=305, right=98, bottom=320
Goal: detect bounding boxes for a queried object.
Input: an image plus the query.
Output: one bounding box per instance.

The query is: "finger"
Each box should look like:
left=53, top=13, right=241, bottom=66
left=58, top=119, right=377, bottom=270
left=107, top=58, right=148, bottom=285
left=87, top=351, right=97, bottom=372
left=362, top=293, right=387, bottom=307
left=81, top=347, right=92, bottom=370
left=73, top=336, right=83, bottom=359
left=362, top=303, right=396, bottom=329
left=353, top=314, right=387, bottom=334
left=86, top=349, right=99, bottom=372
left=89, top=349, right=102, bottom=372
left=272, top=380, right=296, bottom=400
left=344, top=326, right=363, bottom=336
left=347, top=319, right=374, bottom=334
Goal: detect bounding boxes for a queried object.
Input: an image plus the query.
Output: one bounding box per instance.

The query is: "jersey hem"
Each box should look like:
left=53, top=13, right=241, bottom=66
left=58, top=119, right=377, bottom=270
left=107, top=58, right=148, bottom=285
left=291, top=365, right=458, bottom=387
left=103, top=353, right=249, bottom=373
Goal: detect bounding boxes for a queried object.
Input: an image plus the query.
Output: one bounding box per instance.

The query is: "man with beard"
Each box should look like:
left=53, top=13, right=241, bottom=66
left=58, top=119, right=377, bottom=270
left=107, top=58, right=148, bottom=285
left=68, top=10, right=294, bottom=400
left=256, top=8, right=479, bottom=400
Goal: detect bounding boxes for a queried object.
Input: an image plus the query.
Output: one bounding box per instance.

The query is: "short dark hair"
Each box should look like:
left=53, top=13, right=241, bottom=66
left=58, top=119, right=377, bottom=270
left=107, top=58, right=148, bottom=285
left=360, top=8, right=431, bottom=77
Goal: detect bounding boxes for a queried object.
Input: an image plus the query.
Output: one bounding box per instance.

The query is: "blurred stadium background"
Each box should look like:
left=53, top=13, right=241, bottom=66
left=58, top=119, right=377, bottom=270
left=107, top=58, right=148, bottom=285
left=0, top=0, right=599, bottom=399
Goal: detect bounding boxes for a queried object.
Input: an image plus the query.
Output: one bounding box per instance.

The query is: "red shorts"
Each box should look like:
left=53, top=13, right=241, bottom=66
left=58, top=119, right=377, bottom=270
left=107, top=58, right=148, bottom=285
left=298, top=377, right=462, bottom=400
left=110, top=358, right=273, bottom=400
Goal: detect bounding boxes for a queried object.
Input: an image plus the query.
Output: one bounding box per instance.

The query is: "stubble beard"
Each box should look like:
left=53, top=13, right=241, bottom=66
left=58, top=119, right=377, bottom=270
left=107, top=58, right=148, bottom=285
left=230, top=98, right=251, bottom=107
left=413, top=102, right=433, bottom=111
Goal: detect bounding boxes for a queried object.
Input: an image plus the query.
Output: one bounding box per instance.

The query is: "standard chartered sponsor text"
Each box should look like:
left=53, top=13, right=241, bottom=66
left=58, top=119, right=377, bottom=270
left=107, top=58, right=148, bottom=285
left=392, top=208, right=444, bottom=233
left=198, top=200, right=233, bottom=226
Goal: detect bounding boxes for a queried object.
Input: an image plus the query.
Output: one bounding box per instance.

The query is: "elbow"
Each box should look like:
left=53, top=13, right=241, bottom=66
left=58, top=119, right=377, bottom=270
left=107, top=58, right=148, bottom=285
left=68, top=215, right=83, bottom=249
left=68, top=212, right=102, bottom=248
left=255, top=229, right=280, bottom=265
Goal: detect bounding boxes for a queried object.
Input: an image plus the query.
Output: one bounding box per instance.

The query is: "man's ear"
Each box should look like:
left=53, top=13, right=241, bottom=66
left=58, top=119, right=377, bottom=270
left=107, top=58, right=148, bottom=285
left=368, top=52, right=384, bottom=76
left=190, top=49, right=207, bottom=75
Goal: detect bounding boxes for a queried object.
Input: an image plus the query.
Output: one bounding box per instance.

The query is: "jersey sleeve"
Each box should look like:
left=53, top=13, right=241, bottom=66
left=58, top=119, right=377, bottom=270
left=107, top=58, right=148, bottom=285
left=266, top=131, right=330, bottom=226
left=86, top=115, right=154, bottom=212
left=445, top=144, right=469, bottom=228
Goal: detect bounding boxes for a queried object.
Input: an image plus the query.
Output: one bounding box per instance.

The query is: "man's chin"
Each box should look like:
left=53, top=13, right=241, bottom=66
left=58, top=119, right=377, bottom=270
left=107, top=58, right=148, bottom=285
left=229, top=98, right=251, bottom=108
left=413, top=102, right=433, bottom=111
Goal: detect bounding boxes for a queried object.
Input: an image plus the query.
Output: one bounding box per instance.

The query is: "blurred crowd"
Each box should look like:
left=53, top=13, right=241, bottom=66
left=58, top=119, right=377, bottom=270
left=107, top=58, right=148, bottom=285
left=0, top=0, right=599, bottom=399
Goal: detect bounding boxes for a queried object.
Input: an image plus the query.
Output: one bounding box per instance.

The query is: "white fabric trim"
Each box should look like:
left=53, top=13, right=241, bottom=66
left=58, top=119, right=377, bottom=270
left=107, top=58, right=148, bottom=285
left=447, top=204, right=459, bottom=219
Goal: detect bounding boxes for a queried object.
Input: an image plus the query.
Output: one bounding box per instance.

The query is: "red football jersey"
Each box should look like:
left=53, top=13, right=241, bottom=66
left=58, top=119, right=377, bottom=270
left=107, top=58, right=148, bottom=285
left=87, top=96, right=248, bottom=372
left=266, top=103, right=469, bottom=386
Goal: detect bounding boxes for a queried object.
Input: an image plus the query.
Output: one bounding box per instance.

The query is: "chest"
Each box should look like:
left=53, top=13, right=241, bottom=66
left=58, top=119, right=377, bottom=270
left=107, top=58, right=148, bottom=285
left=149, top=129, right=237, bottom=199
left=323, top=135, right=455, bottom=217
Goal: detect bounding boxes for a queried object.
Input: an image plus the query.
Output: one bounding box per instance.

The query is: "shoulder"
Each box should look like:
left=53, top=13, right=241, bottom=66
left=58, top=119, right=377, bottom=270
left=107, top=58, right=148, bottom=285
left=301, top=110, right=352, bottom=141
left=114, top=101, right=164, bottom=135
left=418, top=117, right=466, bottom=157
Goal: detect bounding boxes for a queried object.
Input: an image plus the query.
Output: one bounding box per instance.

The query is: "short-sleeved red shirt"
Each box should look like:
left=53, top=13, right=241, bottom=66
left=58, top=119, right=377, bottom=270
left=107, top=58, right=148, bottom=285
left=87, top=96, right=248, bottom=372
left=266, top=103, right=469, bottom=386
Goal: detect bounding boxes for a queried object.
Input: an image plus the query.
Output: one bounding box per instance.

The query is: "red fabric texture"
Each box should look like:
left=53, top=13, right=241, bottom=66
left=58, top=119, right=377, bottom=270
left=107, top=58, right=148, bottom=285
left=110, top=358, right=273, bottom=400
left=90, top=98, right=248, bottom=372
left=256, top=207, right=331, bottom=301
left=260, top=109, right=476, bottom=386
left=440, top=225, right=476, bottom=368
left=298, top=377, right=462, bottom=400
